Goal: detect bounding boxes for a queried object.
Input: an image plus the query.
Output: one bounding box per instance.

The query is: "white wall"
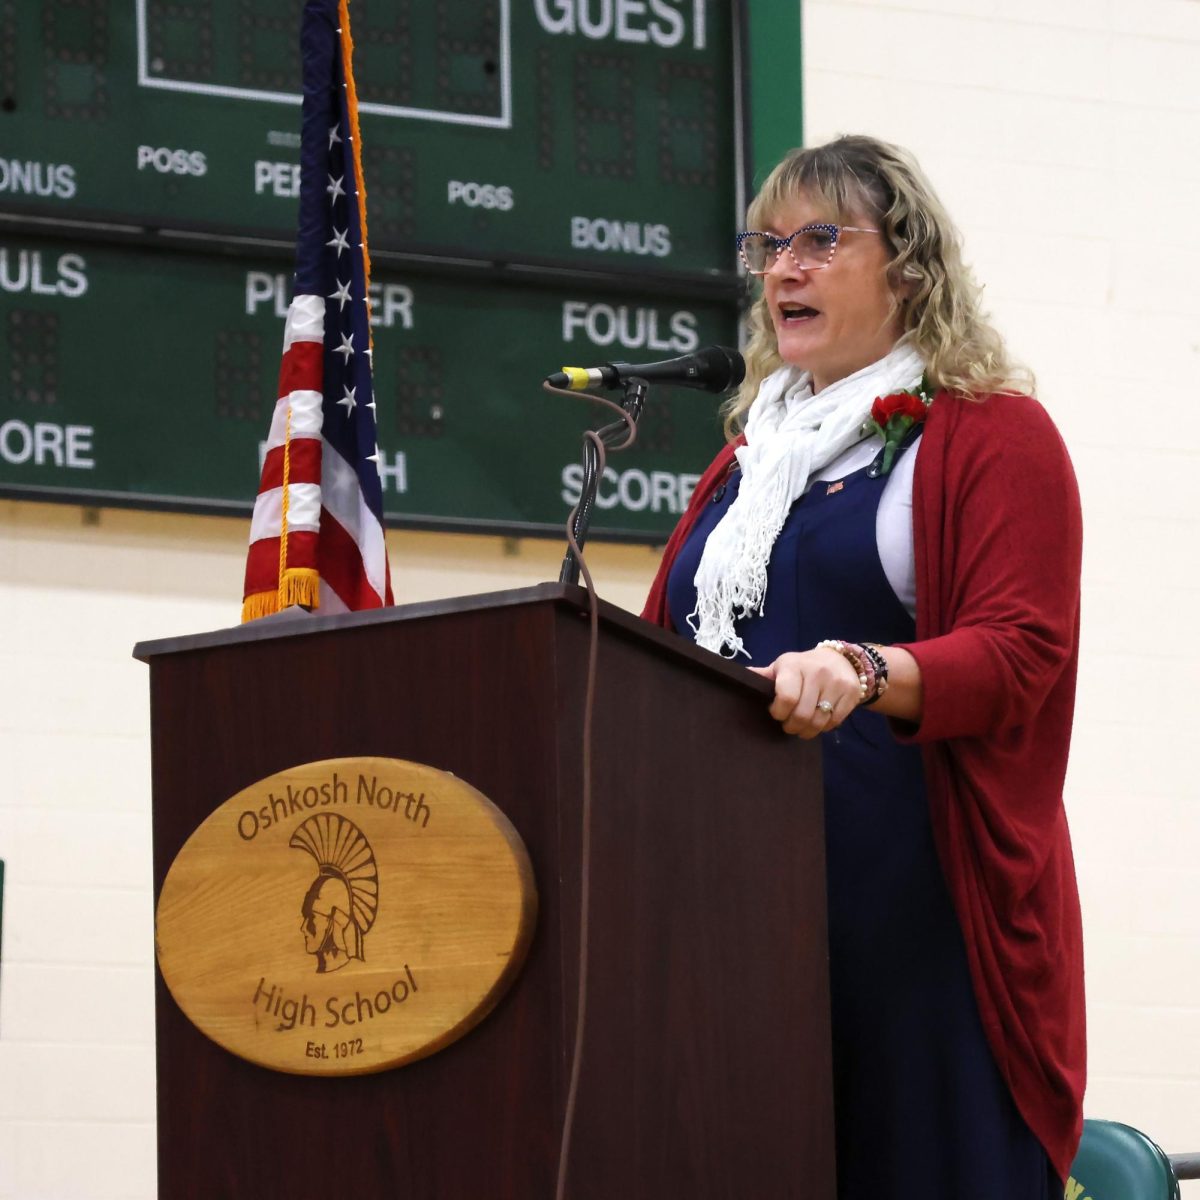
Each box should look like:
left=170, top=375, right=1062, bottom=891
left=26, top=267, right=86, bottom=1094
left=804, top=0, right=1200, bottom=1182
left=0, top=501, right=658, bottom=1199
left=3, top=1, right=1199, bottom=1195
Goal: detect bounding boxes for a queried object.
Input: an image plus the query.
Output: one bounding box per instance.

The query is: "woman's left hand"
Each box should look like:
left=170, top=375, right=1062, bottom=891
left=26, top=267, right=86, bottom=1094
left=749, top=647, right=863, bottom=739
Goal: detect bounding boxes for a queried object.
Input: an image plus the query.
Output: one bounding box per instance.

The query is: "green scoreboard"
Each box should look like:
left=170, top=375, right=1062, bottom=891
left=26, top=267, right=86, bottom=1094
left=0, top=0, right=747, bottom=539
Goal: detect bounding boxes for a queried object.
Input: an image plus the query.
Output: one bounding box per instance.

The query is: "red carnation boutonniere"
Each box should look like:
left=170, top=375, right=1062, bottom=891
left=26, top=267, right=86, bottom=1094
left=869, top=378, right=935, bottom=475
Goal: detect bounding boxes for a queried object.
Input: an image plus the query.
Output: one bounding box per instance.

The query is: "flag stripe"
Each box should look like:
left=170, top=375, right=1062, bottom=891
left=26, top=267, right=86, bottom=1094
left=245, top=531, right=320, bottom=596
left=278, top=345, right=324, bottom=404
left=317, top=578, right=351, bottom=615
left=258, top=439, right=322, bottom=492
left=250, top=483, right=323, bottom=541
left=283, top=293, right=326, bottom=349
left=266, top=393, right=325, bottom=451
left=318, top=507, right=385, bottom=610
left=320, top=439, right=389, bottom=601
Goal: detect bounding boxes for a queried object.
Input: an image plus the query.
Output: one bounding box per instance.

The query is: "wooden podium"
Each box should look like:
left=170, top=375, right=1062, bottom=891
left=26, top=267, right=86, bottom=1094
left=135, top=584, right=834, bottom=1198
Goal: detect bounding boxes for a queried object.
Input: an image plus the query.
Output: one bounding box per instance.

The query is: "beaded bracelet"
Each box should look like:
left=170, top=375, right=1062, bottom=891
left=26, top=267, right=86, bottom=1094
left=859, top=643, right=890, bottom=706
left=814, top=639, right=889, bottom=705
left=814, top=639, right=872, bottom=701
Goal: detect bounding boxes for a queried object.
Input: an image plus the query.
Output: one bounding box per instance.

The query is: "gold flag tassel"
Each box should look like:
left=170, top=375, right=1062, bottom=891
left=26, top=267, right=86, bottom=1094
left=241, top=591, right=277, bottom=623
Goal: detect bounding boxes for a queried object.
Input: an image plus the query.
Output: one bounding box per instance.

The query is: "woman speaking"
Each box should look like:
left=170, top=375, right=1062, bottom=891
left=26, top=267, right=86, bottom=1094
left=643, top=135, right=1085, bottom=1198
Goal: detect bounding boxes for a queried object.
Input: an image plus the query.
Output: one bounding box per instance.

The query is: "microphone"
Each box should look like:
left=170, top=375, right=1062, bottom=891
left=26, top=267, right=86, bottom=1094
left=546, top=345, right=745, bottom=394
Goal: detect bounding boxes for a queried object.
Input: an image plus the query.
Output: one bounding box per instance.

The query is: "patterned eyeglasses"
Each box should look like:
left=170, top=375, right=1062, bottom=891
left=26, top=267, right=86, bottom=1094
left=736, top=223, right=880, bottom=275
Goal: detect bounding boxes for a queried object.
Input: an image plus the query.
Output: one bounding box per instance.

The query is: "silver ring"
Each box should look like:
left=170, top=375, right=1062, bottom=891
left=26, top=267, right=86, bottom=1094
left=816, top=699, right=834, bottom=714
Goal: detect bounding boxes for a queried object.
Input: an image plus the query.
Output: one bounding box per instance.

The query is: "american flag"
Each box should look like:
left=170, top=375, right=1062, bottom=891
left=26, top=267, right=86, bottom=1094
left=242, top=0, right=393, bottom=622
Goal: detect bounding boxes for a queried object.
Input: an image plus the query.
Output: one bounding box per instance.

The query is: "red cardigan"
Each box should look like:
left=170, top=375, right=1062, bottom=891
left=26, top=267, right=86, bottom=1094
left=642, top=393, right=1086, bottom=1183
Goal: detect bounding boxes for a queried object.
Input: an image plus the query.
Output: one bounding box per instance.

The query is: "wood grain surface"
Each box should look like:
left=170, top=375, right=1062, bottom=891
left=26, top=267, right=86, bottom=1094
left=155, top=756, right=537, bottom=1075
left=139, top=588, right=834, bottom=1199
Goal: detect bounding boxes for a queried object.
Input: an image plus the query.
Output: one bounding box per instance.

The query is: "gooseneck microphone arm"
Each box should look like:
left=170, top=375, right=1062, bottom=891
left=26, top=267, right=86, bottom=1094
left=547, top=345, right=744, bottom=584
left=546, top=345, right=745, bottom=395
left=558, top=378, right=648, bottom=585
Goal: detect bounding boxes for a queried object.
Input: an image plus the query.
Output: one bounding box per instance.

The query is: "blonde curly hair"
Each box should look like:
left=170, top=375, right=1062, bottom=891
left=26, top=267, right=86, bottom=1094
left=725, top=135, right=1032, bottom=438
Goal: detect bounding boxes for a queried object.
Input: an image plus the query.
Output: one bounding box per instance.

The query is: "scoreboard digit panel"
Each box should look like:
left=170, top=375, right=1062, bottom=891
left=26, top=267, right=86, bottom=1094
left=1, top=0, right=737, bottom=278
left=0, top=235, right=731, bottom=538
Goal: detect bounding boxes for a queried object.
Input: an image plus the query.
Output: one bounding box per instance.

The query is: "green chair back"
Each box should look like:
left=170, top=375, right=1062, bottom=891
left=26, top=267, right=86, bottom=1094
left=1067, top=1119, right=1180, bottom=1200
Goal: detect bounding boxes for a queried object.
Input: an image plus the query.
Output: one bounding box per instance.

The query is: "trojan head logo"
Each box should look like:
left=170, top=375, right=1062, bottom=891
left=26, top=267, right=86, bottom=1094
left=290, top=814, right=379, bottom=974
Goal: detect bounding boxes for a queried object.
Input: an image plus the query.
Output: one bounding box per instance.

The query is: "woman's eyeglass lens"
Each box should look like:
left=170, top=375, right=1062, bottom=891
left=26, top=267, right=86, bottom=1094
left=736, top=224, right=877, bottom=275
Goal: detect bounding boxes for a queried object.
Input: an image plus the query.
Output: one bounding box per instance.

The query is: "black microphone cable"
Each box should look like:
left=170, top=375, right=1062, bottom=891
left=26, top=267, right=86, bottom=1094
left=542, top=377, right=639, bottom=1200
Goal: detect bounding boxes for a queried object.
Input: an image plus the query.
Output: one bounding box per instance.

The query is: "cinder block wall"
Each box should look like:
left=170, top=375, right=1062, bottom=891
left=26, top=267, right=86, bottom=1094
left=803, top=0, right=1200, bottom=1184
left=2, top=1, right=1199, bottom=1194
left=0, top=503, right=658, bottom=1199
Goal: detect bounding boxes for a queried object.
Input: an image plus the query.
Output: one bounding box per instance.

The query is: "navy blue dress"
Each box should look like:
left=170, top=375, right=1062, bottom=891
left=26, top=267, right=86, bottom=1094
left=666, top=450, right=1057, bottom=1199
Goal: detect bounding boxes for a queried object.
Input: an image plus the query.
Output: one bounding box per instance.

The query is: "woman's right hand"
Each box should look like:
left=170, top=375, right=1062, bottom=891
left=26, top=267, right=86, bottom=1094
left=749, top=647, right=864, bottom=739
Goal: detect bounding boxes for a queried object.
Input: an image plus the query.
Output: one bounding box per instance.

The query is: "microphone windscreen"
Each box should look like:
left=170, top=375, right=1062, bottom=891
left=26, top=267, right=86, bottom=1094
left=694, top=346, right=746, bottom=393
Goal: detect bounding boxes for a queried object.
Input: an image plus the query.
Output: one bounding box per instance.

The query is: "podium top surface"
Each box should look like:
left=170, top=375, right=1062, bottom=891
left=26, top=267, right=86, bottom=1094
left=132, top=583, right=771, bottom=699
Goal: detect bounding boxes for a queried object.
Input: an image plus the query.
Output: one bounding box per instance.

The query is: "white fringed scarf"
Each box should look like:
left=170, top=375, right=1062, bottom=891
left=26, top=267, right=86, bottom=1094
left=687, top=342, right=925, bottom=658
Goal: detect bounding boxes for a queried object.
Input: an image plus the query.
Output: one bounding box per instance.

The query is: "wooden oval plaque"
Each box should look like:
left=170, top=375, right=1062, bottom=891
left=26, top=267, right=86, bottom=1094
left=155, top=757, right=537, bottom=1075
